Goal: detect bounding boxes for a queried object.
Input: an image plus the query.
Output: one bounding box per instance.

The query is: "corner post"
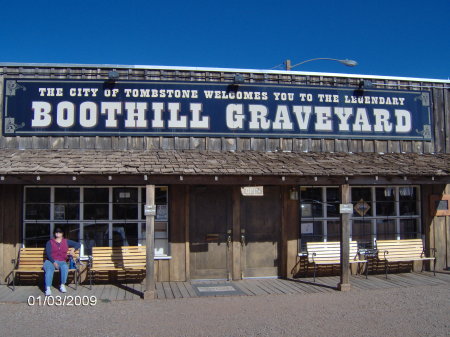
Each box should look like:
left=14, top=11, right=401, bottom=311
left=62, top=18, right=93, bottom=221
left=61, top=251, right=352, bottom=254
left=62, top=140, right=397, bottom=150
left=338, top=183, right=351, bottom=291
left=143, top=184, right=156, bottom=299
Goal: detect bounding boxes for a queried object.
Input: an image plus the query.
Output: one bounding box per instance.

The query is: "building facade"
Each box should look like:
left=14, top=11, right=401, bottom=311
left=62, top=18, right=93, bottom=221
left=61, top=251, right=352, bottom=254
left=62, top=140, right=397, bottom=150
left=0, top=63, right=449, bottom=283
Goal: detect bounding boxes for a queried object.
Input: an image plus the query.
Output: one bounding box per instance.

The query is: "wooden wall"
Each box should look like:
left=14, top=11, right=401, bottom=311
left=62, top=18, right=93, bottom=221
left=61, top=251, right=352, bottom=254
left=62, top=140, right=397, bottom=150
left=0, top=65, right=449, bottom=154
left=0, top=185, right=21, bottom=284
left=422, top=184, right=450, bottom=271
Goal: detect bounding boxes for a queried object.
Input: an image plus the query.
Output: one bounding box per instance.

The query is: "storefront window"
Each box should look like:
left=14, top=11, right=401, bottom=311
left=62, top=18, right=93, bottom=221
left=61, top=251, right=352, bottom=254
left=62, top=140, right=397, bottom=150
left=24, top=223, right=50, bottom=247
left=83, top=223, right=109, bottom=256
left=56, top=223, right=80, bottom=242
left=299, top=185, right=421, bottom=251
left=23, top=186, right=170, bottom=258
left=84, top=188, right=109, bottom=220
left=113, top=188, right=138, bottom=220
left=113, top=223, right=138, bottom=246
left=25, top=188, right=50, bottom=220
left=300, top=187, right=339, bottom=250
left=54, top=188, right=80, bottom=220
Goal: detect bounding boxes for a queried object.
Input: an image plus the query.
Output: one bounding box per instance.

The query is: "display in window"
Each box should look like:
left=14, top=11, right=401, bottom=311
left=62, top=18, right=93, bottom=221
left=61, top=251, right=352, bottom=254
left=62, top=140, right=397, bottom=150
left=54, top=205, right=65, bottom=220
left=301, top=222, right=314, bottom=234
left=156, top=205, right=168, bottom=221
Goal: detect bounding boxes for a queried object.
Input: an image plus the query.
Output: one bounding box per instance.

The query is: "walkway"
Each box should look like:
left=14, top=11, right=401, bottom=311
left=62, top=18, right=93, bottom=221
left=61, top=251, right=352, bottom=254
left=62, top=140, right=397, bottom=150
left=0, top=271, right=448, bottom=303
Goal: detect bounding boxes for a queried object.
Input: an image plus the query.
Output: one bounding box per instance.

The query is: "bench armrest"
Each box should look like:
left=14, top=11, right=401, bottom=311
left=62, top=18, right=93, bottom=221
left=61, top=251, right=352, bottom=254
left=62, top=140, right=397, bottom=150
left=311, top=252, right=317, bottom=263
left=383, top=250, right=389, bottom=259
left=88, top=255, right=93, bottom=268
left=422, top=248, right=437, bottom=258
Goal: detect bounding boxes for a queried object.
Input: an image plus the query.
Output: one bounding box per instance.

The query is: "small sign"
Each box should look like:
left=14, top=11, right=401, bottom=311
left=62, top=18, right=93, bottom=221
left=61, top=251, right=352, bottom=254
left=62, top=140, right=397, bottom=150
left=354, top=199, right=371, bottom=216
left=241, top=186, right=264, bottom=196
left=339, top=203, right=353, bottom=214
left=144, top=204, right=156, bottom=216
left=301, top=222, right=314, bottom=234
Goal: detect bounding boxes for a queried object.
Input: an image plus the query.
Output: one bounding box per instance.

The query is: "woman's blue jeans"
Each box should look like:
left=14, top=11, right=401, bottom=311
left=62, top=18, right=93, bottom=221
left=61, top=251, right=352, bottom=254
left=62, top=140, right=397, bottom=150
left=43, top=260, right=68, bottom=288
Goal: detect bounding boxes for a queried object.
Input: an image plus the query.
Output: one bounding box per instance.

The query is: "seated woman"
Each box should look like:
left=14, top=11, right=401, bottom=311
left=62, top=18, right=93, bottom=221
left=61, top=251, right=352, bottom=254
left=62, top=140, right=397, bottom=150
left=43, top=227, right=81, bottom=296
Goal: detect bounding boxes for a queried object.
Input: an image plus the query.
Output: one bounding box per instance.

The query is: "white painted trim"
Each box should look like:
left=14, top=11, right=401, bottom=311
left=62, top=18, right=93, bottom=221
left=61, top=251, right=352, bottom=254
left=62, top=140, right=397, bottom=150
left=0, top=62, right=449, bottom=84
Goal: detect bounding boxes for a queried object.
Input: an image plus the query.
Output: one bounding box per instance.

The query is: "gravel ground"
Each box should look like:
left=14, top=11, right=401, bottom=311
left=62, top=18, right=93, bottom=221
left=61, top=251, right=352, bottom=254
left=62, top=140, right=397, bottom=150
left=1, top=283, right=449, bottom=337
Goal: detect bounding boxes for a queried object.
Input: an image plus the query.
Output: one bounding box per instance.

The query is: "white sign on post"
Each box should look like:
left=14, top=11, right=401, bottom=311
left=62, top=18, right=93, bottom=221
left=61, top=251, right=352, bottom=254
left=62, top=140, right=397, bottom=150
left=144, top=205, right=156, bottom=216
left=339, top=203, right=354, bottom=214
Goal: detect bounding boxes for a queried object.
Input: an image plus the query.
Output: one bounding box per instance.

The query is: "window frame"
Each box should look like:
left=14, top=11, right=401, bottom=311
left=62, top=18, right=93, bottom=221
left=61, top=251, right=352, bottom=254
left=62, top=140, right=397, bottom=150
left=23, top=185, right=170, bottom=259
left=299, top=185, right=422, bottom=251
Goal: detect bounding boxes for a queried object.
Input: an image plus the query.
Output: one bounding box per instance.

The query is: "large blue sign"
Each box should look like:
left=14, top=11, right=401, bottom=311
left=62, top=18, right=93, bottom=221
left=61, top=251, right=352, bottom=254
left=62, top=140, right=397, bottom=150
left=3, top=78, right=432, bottom=140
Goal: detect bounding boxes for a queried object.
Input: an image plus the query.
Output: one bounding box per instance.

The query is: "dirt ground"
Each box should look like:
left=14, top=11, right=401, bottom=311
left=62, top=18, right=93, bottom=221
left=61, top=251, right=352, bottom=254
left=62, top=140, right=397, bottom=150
left=1, top=282, right=449, bottom=337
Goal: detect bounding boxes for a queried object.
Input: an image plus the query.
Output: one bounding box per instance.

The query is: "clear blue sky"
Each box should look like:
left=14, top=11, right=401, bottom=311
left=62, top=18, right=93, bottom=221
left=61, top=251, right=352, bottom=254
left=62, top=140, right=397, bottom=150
left=1, top=0, right=449, bottom=79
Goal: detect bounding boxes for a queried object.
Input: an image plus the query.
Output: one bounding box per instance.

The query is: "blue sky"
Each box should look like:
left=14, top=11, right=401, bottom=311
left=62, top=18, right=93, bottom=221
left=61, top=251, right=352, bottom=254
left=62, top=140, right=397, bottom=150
left=1, top=0, right=449, bottom=79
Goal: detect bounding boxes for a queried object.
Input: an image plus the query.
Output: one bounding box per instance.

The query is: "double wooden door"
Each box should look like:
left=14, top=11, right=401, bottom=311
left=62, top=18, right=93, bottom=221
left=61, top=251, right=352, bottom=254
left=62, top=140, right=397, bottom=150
left=189, top=186, right=281, bottom=280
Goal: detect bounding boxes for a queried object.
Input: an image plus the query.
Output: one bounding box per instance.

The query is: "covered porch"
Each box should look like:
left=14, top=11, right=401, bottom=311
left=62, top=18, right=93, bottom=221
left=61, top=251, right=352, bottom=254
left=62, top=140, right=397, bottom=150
left=1, top=271, right=448, bottom=303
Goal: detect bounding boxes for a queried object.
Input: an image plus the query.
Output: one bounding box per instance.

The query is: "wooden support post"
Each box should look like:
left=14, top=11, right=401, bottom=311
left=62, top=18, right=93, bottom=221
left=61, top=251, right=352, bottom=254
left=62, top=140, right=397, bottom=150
left=143, top=184, right=156, bottom=299
left=338, top=184, right=351, bottom=291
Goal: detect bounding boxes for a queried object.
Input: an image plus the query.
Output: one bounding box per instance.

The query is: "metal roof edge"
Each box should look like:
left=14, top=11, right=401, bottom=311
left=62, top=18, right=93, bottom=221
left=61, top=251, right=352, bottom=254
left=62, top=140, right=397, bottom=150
left=0, top=62, right=449, bottom=84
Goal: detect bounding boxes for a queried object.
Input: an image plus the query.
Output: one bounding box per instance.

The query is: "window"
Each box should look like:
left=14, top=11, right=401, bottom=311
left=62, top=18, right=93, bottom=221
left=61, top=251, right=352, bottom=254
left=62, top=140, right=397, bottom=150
left=23, top=186, right=169, bottom=258
left=351, top=186, right=421, bottom=248
left=300, top=187, right=340, bottom=250
left=299, top=185, right=421, bottom=251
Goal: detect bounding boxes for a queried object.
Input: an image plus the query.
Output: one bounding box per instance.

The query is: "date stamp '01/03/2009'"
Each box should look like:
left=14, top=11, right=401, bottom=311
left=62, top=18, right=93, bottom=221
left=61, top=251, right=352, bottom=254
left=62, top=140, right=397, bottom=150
left=27, top=296, right=97, bottom=306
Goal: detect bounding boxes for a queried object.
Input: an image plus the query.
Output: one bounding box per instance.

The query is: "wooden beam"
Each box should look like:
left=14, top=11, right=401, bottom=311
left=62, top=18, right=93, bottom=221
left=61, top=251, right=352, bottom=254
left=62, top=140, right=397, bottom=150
left=0, top=174, right=448, bottom=186
left=232, top=186, right=241, bottom=280
left=143, top=184, right=155, bottom=299
left=338, top=184, right=351, bottom=291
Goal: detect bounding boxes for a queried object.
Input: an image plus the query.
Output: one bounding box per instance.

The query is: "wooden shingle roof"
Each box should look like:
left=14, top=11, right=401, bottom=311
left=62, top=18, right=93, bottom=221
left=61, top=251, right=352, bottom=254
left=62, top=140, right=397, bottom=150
left=0, top=149, right=448, bottom=177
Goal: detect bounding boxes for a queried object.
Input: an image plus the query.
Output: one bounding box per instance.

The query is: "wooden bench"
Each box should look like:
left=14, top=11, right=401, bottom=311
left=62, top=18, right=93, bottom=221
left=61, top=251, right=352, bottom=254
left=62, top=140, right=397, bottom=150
left=376, top=239, right=436, bottom=278
left=8, top=247, right=80, bottom=291
left=305, top=241, right=367, bottom=281
left=88, top=246, right=146, bottom=289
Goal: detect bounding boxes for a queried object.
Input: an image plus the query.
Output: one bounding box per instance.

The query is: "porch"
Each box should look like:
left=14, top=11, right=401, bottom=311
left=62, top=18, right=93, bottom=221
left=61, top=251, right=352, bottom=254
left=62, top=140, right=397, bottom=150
left=0, top=271, right=448, bottom=303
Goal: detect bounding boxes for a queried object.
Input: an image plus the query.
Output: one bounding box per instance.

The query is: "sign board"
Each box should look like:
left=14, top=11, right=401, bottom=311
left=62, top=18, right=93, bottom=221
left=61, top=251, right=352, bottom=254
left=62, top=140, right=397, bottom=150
left=354, top=199, right=371, bottom=216
left=241, top=186, right=264, bottom=196
left=3, top=79, right=432, bottom=140
left=339, top=203, right=354, bottom=214
left=144, top=204, right=156, bottom=216
left=301, top=222, right=314, bottom=234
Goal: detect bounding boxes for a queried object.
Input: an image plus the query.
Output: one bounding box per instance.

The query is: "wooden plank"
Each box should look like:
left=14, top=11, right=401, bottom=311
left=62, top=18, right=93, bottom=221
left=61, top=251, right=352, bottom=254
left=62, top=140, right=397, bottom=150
left=232, top=187, right=241, bottom=280
left=250, top=138, right=265, bottom=151
left=175, top=282, right=191, bottom=298
left=231, top=282, right=254, bottom=296
left=444, top=88, right=450, bottom=153
left=169, top=185, right=186, bottom=281
left=222, top=138, right=237, bottom=151
left=155, top=282, right=165, bottom=299
left=252, top=279, right=283, bottom=294
left=280, top=138, right=293, bottom=152
left=236, top=138, right=251, bottom=151
left=273, top=279, right=303, bottom=294
left=162, top=282, right=174, bottom=299
left=190, top=137, right=206, bottom=150
left=169, top=282, right=183, bottom=299
left=182, top=282, right=197, bottom=297
left=339, top=184, right=351, bottom=290
left=175, top=137, right=190, bottom=150
left=238, top=280, right=268, bottom=295
left=207, top=137, right=222, bottom=151
left=145, top=137, right=160, bottom=150
left=280, top=279, right=310, bottom=294
left=432, top=88, right=445, bottom=153
left=266, top=138, right=280, bottom=152
left=161, top=137, right=175, bottom=150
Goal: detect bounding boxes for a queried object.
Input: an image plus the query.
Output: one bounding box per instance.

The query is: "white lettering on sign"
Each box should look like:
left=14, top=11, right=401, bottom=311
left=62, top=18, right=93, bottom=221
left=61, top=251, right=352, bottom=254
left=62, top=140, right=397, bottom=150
left=31, top=101, right=52, bottom=127
left=241, top=186, right=264, bottom=196
left=29, top=100, right=414, bottom=135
